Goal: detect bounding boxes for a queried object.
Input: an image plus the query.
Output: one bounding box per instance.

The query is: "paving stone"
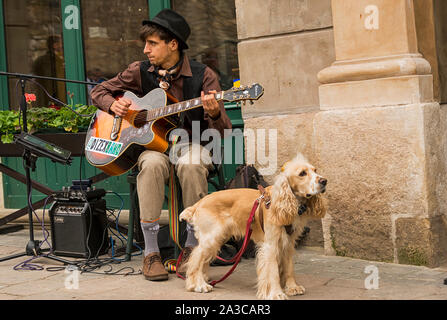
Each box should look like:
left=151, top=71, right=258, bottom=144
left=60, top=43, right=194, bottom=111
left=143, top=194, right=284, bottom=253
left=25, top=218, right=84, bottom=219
left=1, top=229, right=447, bottom=300
left=297, top=284, right=368, bottom=300
left=325, top=278, right=366, bottom=289
left=361, top=283, right=447, bottom=300
left=0, top=293, right=18, bottom=300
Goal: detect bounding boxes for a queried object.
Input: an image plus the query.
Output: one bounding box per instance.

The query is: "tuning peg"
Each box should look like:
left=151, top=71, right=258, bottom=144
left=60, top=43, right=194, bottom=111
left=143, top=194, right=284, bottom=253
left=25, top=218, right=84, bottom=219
left=249, top=100, right=254, bottom=105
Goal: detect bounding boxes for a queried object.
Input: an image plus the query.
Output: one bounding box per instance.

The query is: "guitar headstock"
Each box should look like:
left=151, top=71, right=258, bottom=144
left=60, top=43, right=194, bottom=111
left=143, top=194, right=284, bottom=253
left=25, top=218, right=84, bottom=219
left=223, top=83, right=264, bottom=103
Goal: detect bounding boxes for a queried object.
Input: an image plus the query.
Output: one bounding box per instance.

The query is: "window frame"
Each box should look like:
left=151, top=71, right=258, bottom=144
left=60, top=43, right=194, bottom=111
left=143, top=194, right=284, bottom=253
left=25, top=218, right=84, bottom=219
left=0, top=0, right=8, bottom=110
left=60, top=0, right=169, bottom=105
left=61, top=0, right=87, bottom=105
left=149, top=0, right=171, bottom=18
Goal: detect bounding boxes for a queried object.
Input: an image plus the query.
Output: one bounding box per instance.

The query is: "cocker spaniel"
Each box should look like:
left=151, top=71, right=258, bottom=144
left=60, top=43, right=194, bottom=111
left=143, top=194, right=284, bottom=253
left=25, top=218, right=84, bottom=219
left=179, top=154, right=328, bottom=300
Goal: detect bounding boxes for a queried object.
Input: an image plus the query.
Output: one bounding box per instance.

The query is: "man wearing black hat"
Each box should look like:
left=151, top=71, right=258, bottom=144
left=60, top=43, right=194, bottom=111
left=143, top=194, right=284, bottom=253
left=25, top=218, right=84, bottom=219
left=91, top=9, right=232, bottom=281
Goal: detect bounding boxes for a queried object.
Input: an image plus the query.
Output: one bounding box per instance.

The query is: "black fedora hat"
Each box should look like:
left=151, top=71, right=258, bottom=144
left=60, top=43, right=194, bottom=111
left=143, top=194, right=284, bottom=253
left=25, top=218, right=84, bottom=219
left=142, top=9, right=190, bottom=49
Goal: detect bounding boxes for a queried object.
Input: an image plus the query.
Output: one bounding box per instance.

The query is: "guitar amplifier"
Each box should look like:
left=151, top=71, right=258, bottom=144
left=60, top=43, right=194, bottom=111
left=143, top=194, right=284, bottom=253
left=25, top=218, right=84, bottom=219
left=49, top=198, right=109, bottom=258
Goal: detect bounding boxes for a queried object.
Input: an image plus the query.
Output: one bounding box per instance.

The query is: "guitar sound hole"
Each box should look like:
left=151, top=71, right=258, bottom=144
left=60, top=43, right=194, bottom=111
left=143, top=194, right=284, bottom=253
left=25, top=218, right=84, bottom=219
left=133, top=110, right=147, bottom=128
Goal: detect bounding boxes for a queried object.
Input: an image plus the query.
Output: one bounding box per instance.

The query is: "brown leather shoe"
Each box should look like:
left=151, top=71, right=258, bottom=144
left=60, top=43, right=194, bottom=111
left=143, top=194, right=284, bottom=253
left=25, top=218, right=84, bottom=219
left=143, top=252, right=168, bottom=281
left=177, top=247, right=193, bottom=277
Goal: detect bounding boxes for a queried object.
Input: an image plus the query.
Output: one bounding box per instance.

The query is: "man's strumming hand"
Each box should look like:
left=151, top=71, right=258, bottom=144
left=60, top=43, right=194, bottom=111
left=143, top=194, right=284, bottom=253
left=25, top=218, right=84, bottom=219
left=110, top=98, right=132, bottom=117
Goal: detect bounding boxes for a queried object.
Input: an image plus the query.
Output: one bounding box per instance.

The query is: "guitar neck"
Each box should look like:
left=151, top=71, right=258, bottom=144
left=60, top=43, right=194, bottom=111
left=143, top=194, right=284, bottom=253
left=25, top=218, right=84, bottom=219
left=146, top=91, right=225, bottom=121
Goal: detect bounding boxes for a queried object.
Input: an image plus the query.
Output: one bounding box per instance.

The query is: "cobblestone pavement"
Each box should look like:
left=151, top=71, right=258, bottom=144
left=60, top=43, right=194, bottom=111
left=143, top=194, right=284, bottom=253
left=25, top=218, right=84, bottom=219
left=0, top=228, right=447, bottom=300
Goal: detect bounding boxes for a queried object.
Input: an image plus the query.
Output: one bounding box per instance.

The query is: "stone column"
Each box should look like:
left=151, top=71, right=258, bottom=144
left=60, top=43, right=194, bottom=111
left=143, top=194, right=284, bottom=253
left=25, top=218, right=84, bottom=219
left=318, top=0, right=432, bottom=108
left=316, top=0, right=447, bottom=266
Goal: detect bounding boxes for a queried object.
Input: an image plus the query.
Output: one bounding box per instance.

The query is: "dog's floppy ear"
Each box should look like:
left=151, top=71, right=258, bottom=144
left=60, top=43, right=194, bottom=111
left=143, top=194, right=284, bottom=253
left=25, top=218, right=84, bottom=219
left=306, top=193, right=328, bottom=219
left=270, top=173, right=298, bottom=226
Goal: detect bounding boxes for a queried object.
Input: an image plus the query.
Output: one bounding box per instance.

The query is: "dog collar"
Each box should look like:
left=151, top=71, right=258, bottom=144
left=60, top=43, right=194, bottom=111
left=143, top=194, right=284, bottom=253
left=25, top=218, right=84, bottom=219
left=298, top=203, right=307, bottom=216
left=284, top=203, right=308, bottom=236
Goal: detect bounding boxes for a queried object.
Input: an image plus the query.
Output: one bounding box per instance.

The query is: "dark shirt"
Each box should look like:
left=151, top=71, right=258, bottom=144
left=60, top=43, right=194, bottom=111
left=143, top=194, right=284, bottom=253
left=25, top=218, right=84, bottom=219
left=90, top=55, right=232, bottom=137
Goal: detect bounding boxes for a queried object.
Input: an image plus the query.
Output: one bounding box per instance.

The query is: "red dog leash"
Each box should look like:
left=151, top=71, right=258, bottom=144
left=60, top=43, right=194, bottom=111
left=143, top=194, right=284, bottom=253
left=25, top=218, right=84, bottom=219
left=214, top=186, right=270, bottom=264
left=176, top=192, right=265, bottom=286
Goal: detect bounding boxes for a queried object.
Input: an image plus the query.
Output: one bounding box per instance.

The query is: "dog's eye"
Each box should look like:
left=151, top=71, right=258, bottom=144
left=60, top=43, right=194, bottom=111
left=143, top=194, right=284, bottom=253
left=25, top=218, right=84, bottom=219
left=299, top=170, right=307, bottom=177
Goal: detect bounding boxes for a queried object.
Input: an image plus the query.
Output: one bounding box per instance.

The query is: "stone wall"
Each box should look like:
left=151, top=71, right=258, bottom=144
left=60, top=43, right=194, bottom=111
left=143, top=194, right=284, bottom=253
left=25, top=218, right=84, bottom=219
left=236, top=0, right=447, bottom=266
left=236, top=0, right=333, bottom=118
left=236, top=0, right=334, bottom=247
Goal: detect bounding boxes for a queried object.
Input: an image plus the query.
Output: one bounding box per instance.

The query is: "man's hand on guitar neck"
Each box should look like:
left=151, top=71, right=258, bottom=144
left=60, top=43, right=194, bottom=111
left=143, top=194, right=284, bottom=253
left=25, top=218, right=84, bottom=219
left=201, top=90, right=221, bottom=120
left=110, top=98, right=132, bottom=117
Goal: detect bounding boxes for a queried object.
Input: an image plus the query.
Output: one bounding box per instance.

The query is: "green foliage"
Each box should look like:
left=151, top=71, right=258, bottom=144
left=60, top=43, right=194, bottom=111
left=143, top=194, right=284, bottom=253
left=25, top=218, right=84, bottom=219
left=0, top=104, right=97, bottom=143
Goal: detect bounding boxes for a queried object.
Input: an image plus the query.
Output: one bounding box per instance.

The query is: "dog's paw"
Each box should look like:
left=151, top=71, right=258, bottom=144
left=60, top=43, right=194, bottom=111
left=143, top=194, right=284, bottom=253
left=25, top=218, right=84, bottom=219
left=257, top=290, right=288, bottom=300
left=187, top=280, right=213, bottom=293
left=193, top=282, right=213, bottom=293
left=285, top=284, right=305, bottom=296
left=270, top=291, right=289, bottom=300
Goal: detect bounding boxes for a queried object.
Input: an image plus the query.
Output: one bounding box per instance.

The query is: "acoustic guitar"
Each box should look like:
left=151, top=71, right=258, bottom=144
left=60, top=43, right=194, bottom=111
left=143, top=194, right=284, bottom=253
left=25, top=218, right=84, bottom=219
left=84, top=84, right=264, bottom=176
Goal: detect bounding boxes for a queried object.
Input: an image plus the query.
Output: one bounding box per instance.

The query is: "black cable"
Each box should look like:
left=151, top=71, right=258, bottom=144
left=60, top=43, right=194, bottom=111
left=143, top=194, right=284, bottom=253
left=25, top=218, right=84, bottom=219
left=10, top=80, right=140, bottom=275
left=26, top=78, right=93, bottom=118
left=12, top=77, right=94, bottom=122
left=68, top=151, right=141, bottom=276
left=106, top=209, right=125, bottom=248
left=14, top=80, right=23, bottom=131
left=8, top=76, right=141, bottom=275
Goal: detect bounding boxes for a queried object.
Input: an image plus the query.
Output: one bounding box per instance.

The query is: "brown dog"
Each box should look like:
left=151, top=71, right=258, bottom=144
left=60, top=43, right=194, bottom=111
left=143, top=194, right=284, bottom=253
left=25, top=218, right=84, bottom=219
left=179, top=154, right=328, bottom=299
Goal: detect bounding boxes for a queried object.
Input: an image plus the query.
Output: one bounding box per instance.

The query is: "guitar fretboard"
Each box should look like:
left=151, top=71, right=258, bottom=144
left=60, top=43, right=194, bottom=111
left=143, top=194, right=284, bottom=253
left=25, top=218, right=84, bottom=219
left=145, top=91, right=225, bottom=121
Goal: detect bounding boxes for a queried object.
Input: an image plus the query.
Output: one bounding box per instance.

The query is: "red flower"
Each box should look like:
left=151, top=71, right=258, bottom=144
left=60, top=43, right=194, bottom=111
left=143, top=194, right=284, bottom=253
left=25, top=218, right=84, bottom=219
left=25, top=93, right=36, bottom=103
left=49, top=104, right=61, bottom=110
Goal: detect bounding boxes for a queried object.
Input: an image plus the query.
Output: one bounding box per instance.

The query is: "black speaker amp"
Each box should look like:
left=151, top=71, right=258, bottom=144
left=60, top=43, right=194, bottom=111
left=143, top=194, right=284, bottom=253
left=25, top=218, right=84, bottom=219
left=49, top=197, right=109, bottom=258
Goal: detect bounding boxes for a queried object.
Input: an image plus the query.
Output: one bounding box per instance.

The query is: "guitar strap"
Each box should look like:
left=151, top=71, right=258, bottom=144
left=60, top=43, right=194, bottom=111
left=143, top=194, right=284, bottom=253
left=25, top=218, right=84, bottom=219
left=168, top=135, right=182, bottom=251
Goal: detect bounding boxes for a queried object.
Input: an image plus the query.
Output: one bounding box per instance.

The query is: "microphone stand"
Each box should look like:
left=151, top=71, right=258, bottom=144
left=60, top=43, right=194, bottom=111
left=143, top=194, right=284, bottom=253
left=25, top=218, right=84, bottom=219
left=0, top=72, right=98, bottom=265
left=0, top=71, right=98, bottom=85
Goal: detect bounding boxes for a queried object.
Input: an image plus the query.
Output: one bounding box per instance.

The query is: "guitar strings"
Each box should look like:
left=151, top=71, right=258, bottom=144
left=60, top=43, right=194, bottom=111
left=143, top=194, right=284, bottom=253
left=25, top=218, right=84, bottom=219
left=127, top=90, right=227, bottom=123
left=131, top=97, right=204, bottom=123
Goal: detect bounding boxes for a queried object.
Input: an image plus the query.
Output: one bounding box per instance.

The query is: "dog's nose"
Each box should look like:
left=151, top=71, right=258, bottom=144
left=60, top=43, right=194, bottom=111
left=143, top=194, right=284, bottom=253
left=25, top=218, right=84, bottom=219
left=319, top=178, right=327, bottom=186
